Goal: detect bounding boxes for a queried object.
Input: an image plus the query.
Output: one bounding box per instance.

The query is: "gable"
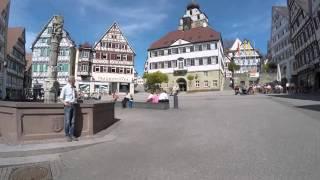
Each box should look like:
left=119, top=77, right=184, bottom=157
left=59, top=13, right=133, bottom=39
left=170, top=39, right=191, bottom=46
left=32, top=16, right=76, bottom=49
left=230, top=38, right=242, bottom=51
left=240, top=40, right=254, bottom=50
left=94, top=23, right=135, bottom=54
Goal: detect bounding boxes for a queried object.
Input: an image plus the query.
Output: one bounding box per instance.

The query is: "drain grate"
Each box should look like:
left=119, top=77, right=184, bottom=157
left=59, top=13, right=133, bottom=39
left=9, top=165, right=52, bottom=180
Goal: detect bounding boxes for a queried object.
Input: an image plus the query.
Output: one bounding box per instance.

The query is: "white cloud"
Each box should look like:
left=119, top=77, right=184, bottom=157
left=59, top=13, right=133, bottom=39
left=77, top=0, right=170, bottom=37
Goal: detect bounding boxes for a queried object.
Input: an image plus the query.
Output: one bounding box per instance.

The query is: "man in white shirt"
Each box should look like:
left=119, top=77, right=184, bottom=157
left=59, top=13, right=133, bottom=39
left=159, top=90, right=169, bottom=103
left=60, top=76, right=78, bottom=142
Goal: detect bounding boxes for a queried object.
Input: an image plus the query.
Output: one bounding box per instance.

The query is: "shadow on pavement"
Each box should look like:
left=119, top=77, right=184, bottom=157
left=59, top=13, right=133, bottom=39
left=269, top=94, right=320, bottom=102
left=296, top=105, right=320, bottom=112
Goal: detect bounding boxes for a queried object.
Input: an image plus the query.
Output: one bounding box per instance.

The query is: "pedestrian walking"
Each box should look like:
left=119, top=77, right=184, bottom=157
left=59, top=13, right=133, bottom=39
left=60, top=76, right=78, bottom=142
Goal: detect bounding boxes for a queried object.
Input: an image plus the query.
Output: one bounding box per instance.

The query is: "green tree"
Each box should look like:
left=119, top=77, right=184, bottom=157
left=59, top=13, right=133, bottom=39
left=187, top=75, right=195, bottom=87
left=262, top=62, right=277, bottom=73
left=228, top=60, right=240, bottom=88
left=143, top=71, right=168, bottom=91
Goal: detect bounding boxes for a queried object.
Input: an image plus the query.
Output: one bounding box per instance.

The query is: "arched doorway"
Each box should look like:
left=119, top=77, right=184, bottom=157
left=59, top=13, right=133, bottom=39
left=177, top=78, right=187, bottom=92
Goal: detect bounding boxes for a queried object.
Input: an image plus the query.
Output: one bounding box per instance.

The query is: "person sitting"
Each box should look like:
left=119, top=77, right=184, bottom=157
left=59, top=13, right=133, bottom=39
left=146, top=91, right=154, bottom=103
left=152, top=91, right=159, bottom=104
left=234, top=86, right=240, bottom=95
left=159, top=90, right=169, bottom=103
left=122, top=92, right=130, bottom=108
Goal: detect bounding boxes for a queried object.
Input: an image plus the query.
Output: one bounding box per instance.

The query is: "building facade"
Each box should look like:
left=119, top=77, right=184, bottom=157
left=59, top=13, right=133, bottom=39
left=76, top=23, right=135, bottom=95
left=31, top=16, right=76, bottom=98
left=224, top=38, right=261, bottom=86
left=0, top=0, right=10, bottom=99
left=24, top=53, right=32, bottom=99
left=145, top=2, right=225, bottom=92
left=288, top=0, right=320, bottom=91
left=269, top=6, right=295, bottom=83
left=5, top=27, right=26, bottom=100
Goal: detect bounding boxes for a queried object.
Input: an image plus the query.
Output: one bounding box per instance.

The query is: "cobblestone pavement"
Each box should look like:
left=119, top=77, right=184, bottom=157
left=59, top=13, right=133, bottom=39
left=57, top=93, right=320, bottom=180
left=1, top=92, right=320, bottom=180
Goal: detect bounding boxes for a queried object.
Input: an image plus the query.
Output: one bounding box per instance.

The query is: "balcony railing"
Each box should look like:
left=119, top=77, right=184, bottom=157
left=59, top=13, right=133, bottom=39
left=173, top=68, right=188, bottom=76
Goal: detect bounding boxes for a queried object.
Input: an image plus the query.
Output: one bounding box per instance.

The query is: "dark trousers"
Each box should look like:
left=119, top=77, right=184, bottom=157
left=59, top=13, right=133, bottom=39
left=64, top=105, right=76, bottom=137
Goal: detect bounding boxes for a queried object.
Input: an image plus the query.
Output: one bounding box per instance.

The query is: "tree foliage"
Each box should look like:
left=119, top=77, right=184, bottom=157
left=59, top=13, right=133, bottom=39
left=187, top=75, right=195, bottom=81
left=228, top=61, right=240, bottom=72
left=143, top=71, right=168, bottom=90
left=262, top=62, right=277, bottom=73
left=187, top=75, right=195, bottom=87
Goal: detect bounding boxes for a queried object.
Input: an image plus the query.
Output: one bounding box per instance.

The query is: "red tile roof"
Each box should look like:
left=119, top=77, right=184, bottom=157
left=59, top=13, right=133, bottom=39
left=25, top=53, right=32, bottom=71
left=7, top=27, right=25, bottom=54
left=0, top=0, right=9, bottom=14
left=79, top=42, right=92, bottom=49
left=149, top=27, right=221, bottom=50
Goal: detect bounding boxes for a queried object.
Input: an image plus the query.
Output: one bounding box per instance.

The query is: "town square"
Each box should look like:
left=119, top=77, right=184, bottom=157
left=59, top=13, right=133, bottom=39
left=0, top=0, right=320, bottom=179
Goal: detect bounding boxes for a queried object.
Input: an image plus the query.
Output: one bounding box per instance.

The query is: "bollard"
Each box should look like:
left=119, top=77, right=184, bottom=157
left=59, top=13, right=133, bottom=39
left=173, top=94, right=178, bottom=109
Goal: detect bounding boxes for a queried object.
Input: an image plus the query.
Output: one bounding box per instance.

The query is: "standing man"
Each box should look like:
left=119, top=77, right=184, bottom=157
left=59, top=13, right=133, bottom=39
left=60, top=76, right=78, bottom=142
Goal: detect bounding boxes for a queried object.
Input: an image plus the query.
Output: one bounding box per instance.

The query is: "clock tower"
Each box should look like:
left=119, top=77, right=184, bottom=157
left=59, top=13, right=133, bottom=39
left=178, top=0, right=209, bottom=30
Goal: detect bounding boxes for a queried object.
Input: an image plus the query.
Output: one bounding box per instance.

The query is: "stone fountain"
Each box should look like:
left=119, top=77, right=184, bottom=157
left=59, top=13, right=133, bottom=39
left=0, top=16, right=116, bottom=144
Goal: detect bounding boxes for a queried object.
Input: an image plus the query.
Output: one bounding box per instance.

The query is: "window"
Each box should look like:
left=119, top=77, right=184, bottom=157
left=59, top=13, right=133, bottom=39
left=191, top=59, right=195, bottom=66
left=172, top=60, right=177, bottom=68
left=116, top=54, right=121, bottom=60
left=122, top=54, right=127, bottom=61
left=207, top=44, right=211, bottom=50
left=111, top=67, right=116, bottom=73
left=186, top=59, right=191, bottom=66
left=197, top=14, right=200, bottom=20
left=207, top=57, right=212, bottom=64
left=199, top=58, right=203, bottom=65
left=195, top=80, right=200, bottom=88
left=204, top=71, right=208, bottom=76
left=172, top=48, right=178, bottom=54
left=59, top=48, right=69, bottom=56
left=102, top=66, right=107, bottom=72
left=178, top=60, right=184, bottom=69
left=196, top=44, right=203, bottom=51
left=168, top=49, right=172, bottom=55
left=39, top=64, right=44, bottom=72
left=127, top=55, right=133, bottom=61
left=180, top=47, right=186, bottom=53
left=168, top=61, right=172, bottom=68
left=64, top=64, right=69, bottom=72
left=81, top=51, right=90, bottom=58
left=190, top=46, right=194, bottom=52
left=95, top=66, right=100, bottom=72
left=102, top=53, right=107, bottom=59
left=213, top=80, right=218, bottom=87
left=204, top=81, right=209, bottom=87
left=40, top=48, right=49, bottom=57
left=126, top=68, right=131, bottom=74
left=159, top=50, right=164, bottom=56
left=47, top=27, right=53, bottom=34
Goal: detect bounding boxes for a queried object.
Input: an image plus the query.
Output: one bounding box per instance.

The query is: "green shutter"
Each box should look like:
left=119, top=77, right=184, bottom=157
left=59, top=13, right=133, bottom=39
left=64, top=64, right=69, bottom=72
left=39, top=64, right=43, bottom=72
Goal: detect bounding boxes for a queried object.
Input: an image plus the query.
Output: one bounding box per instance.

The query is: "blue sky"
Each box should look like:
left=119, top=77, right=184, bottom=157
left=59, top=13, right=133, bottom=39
left=9, top=0, right=286, bottom=74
